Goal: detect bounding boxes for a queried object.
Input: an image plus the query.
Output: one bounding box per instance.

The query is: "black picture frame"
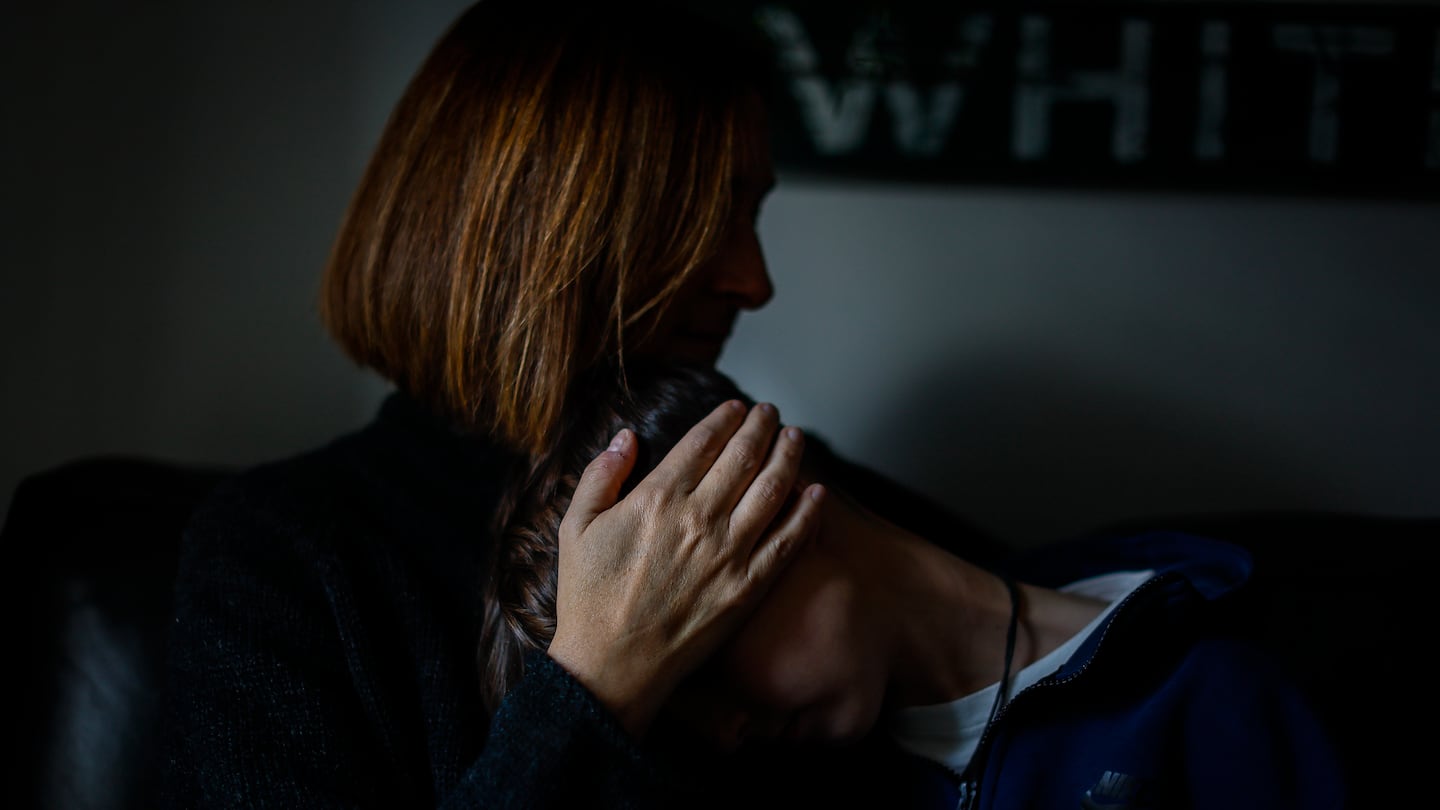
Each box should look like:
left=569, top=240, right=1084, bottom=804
left=707, top=1, right=1440, bottom=198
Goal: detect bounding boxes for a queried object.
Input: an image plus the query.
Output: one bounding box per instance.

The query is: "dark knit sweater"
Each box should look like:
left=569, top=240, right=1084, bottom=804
left=158, top=392, right=682, bottom=808
left=159, top=390, right=999, bottom=808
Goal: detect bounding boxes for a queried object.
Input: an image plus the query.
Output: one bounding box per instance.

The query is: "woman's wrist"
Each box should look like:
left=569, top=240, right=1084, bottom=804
left=546, top=636, right=672, bottom=740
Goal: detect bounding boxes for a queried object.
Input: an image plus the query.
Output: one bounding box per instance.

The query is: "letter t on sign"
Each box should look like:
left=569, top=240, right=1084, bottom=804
left=1430, top=30, right=1440, bottom=169
left=1272, top=24, right=1396, bottom=164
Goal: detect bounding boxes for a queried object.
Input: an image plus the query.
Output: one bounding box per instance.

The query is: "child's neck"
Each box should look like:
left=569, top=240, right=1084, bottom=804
left=837, top=507, right=1106, bottom=709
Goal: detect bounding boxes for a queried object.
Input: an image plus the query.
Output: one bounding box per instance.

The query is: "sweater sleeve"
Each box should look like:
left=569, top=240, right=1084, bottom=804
left=159, top=479, right=684, bottom=809
left=447, top=652, right=677, bottom=809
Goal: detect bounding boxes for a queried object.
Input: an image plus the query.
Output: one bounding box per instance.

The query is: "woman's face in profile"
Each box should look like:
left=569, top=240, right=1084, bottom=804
left=645, top=109, right=777, bottom=365
left=665, top=498, right=888, bottom=751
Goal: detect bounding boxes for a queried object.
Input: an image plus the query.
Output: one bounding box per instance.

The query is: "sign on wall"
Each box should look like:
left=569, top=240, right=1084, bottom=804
left=725, top=2, right=1440, bottom=197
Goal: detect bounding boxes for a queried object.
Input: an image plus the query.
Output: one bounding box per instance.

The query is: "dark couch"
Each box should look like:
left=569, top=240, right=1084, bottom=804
left=6, top=457, right=231, bottom=810
left=5, top=455, right=1434, bottom=808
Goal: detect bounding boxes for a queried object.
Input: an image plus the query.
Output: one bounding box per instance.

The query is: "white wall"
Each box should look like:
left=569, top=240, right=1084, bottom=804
left=5, top=3, right=1438, bottom=547
left=725, top=185, right=1440, bottom=545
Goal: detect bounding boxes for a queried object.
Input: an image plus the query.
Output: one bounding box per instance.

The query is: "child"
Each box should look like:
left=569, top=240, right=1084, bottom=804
left=483, top=361, right=1346, bottom=809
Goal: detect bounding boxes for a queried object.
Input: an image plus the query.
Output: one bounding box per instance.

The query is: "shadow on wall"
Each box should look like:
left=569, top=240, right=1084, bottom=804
left=854, top=348, right=1344, bottom=549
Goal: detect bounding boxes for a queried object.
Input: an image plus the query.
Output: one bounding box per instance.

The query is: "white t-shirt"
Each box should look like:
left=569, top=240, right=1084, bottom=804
left=886, top=569, right=1156, bottom=775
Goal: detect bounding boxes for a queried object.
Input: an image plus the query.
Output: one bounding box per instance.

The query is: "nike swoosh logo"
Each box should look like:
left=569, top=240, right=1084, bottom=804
left=1080, top=792, right=1130, bottom=810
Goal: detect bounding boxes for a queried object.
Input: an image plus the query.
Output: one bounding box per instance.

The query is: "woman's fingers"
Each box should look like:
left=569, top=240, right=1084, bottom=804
left=563, top=429, right=637, bottom=531
left=746, top=483, right=825, bottom=584
left=647, top=399, right=748, bottom=491
left=726, top=423, right=805, bottom=545
left=695, top=402, right=781, bottom=512
left=641, top=398, right=802, bottom=544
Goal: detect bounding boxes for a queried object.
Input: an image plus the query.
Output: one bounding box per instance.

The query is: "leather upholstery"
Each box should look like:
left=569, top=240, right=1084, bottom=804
left=5, top=457, right=230, bottom=810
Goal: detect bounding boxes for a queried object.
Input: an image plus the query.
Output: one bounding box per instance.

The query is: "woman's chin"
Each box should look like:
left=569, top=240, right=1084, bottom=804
left=665, top=337, right=725, bottom=364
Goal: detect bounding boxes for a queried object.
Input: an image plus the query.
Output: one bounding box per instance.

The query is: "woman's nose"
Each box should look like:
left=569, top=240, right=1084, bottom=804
left=709, top=236, right=773, bottom=310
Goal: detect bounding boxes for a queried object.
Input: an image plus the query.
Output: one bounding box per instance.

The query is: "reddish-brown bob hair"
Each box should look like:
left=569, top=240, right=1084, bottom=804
left=320, top=0, right=771, bottom=455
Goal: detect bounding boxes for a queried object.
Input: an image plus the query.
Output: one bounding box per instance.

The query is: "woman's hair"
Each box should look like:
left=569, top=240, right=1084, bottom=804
left=478, top=361, right=769, bottom=712
left=320, top=0, right=772, bottom=455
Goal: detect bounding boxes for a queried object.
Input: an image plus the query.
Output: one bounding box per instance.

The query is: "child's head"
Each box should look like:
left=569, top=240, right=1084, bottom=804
left=481, top=361, right=890, bottom=750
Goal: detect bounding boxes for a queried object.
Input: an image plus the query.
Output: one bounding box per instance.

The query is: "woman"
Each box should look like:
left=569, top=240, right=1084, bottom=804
left=160, top=2, right=839, bottom=806
left=487, top=361, right=1348, bottom=809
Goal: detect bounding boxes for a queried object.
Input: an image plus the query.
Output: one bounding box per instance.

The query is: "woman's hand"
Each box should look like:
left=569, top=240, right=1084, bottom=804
left=546, top=399, right=824, bottom=739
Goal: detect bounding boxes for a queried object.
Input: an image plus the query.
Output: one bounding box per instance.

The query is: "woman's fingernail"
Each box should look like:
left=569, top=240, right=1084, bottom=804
left=608, top=430, right=628, bottom=452
left=758, top=402, right=777, bottom=416
left=785, top=427, right=803, bottom=442
left=808, top=484, right=826, bottom=502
